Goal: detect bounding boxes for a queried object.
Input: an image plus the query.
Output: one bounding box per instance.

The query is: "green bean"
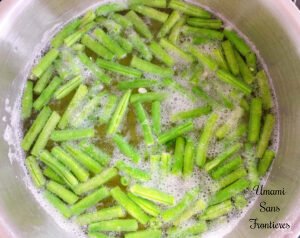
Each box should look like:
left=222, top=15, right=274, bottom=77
left=96, top=17, right=122, bottom=35
left=21, top=81, right=33, bottom=120
left=171, top=137, right=185, bottom=175
left=31, top=111, right=60, bottom=156
left=189, top=64, right=203, bottom=85
left=120, top=177, right=130, bottom=187
left=89, top=219, right=138, bottom=232
left=79, top=10, right=96, bottom=27
left=130, top=184, right=175, bottom=206
left=93, top=28, right=126, bottom=59
left=33, top=76, right=62, bottom=111
left=240, top=97, right=250, bottom=112
left=158, top=121, right=194, bottom=144
left=217, top=167, right=247, bottom=189
left=32, top=49, right=59, bottom=78
left=224, top=29, right=251, bottom=56
left=51, top=20, right=80, bottom=48
left=183, top=138, right=195, bottom=177
left=149, top=41, right=174, bottom=67
left=182, top=26, right=224, bottom=40
left=72, top=43, right=86, bottom=51
left=187, top=18, right=222, bottom=29
left=196, top=113, right=218, bottom=167
left=113, top=35, right=133, bottom=54
left=167, top=220, right=207, bottom=238
left=125, top=229, right=162, bottom=238
left=40, top=150, right=79, bottom=187
left=33, top=66, right=54, bottom=94
left=97, top=95, right=118, bottom=125
left=74, top=168, right=118, bottom=195
left=235, top=50, right=254, bottom=84
left=188, top=45, right=218, bottom=71
left=78, top=141, right=111, bottom=166
left=258, top=150, right=275, bottom=176
left=112, top=134, right=141, bottom=163
left=71, top=187, right=110, bottom=215
left=128, top=0, right=167, bottom=8
left=201, top=200, right=233, bottom=220
left=51, top=146, right=89, bottom=182
left=77, top=52, right=111, bottom=85
left=222, top=40, right=239, bottom=76
left=168, top=0, right=211, bottom=18
left=210, top=156, right=243, bottom=180
left=171, top=105, right=212, bottom=122
left=54, top=75, right=82, bottom=100
left=25, top=156, right=45, bottom=188
left=130, top=92, right=167, bottom=104
left=128, top=192, right=161, bottom=217
left=58, top=84, right=88, bottom=129
left=248, top=98, right=263, bottom=143
left=226, top=123, right=247, bottom=143
left=51, top=128, right=95, bottom=142
left=127, top=32, right=152, bottom=61
left=64, top=22, right=95, bottom=47
left=245, top=144, right=259, bottom=188
left=152, top=101, right=161, bottom=135
left=257, top=70, right=273, bottom=110
left=150, top=154, right=160, bottom=173
left=88, top=232, right=108, bottom=238
left=192, top=86, right=219, bottom=107
left=193, top=37, right=210, bottom=45
left=110, top=13, right=133, bottom=29
left=116, top=161, right=150, bottom=181
left=63, top=143, right=102, bottom=174
left=76, top=206, right=126, bottom=225
left=130, top=56, right=174, bottom=77
left=81, top=35, right=114, bottom=60
left=131, top=5, right=168, bottom=23
left=246, top=52, right=257, bottom=73
left=209, top=178, right=250, bottom=205
left=233, top=194, right=248, bottom=209
left=95, top=2, right=127, bottom=16
left=169, top=17, right=186, bottom=44
left=46, top=180, right=79, bottom=205
left=212, top=47, right=229, bottom=71
left=44, top=191, right=72, bottom=218
left=110, top=187, right=150, bottom=225
left=161, top=152, right=171, bottom=175
left=256, top=114, right=275, bottom=158
left=118, top=79, right=159, bottom=90
left=54, top=59, right=69, bottom=80
left=157, top=10, right=181, bottom=38
left=43, top=167, right=65, bottom=185
left=125, top=11, right=153, bottom=39
left=216, top=69, right=252, bottom=95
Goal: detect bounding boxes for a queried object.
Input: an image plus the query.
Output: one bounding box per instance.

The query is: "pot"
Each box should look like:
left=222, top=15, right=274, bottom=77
left=0, top=0, right=299, bottom=237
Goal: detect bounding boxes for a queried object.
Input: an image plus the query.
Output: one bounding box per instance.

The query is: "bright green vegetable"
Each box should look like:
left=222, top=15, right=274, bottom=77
left=32, top=49, right=59, bottom=78
left=171, top=105, right=212, bottom=122
left=54, top=75, right=82, bottom=100
left=128, top=32, right=152, bottom=61
left=217, top=167, right=247, bottom=189
left=113, top=134, right=141, bottom=163
left=257, top=70, right=273, bottom=110
left=172, top=137, right=185, bottom=175
left=131, top=5, right=168, bottom=23
left=25, top=156, right=45, bottom=188
left=201, top=200, right=233, bottom=220
left=116, top=161, right=150, bottom=181
left=187, top=18, right=223, bottom=29
left=212, top=47, right=229, bottom=71
left=44, top=191, right=72, bottom=218
left=110, top=13, right=133, bottom=29
left=246, top=52, right=257, bottom=73
left=258, top=150, right=275, bottom=176
left=235, top=50, right=254, bottom=84
left=43, top=167, right=65, bottom=185
left=222, top=40, right=239, bottom=76
left=182, top=26, right=224, bottom=40
left=21, top=81, right=33, bottom=120
left=210, top=156, right=243, bottom=180
left=51, top=20, right=80, bottom=48
left=46, top=180, right=79, bottom=205
left=158, top=121, right=194, bottom=144
left=224, top=29, right=251, bottom=56
left=130, top=92, right=167, bottom=104
left=128, top=193, right=161, bottom=217
left=96, top=2, right=127, bottom=16
left=168, top=0, right=211, bottom=18
left=158, top=10, right=181, bottom=38
left=161, top=152, right=172, bottom=175
left=98, top=94, right=118, bottom=125
left=33, top=66, right=54, bottom=94
left=233, top=194, right=248, bottom=209
left=183, top=139, right=195, bottom=177
left=81, top=35, right=114, bottom=60
left=50, top=128, right=95, bottom=142
left=88, top=219, right=138, bottom=232
left=118, top=79, right=159, bottom=90
left=169, top=16, right=185, bottom=44
left=125, top=11, right=153, bottom=39
left=152, top=101, right=161, bottom=135
left=78, top=141, right=111, bottom=166
left=167, top=220, right=207, bottom=238
left=149, top=41, right=174, bottom=67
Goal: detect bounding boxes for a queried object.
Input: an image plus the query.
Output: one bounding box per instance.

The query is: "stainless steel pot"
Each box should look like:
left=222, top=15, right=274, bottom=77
left=0, top=0, right=299, bottom=237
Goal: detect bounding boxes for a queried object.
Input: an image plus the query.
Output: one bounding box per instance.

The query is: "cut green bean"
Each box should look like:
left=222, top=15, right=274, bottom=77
left=158, top=121, right=194, bottom=144
left=130, top=92, right=167, bottom=104
left=128, top=0, right=167, bottom=8
left=149, top=41, right=174, bottom=67
left=74, top=168, right=118, bottom=195
left=169, top=0, right=211, bottom=18
left=43, top=167, right=65, bottom=185
left=210, top=156, right=243, bottom=180
left=78, top=141, right=111, bottom=166
left=51, top=20, right=80, bottom=48
left=71, top=187, right=110, bottom=215
left=196, top=113, right=218, bottom=167
left=33, top=76, right=62, bottom=111
left=46, top=180, right=79, bottom=205
left=96, top=2, right=127, bottom=16
left=183, top=138, right=195, bottom=177
left=161, top=152, right=171, bottom=175
left=182, top=26, right=224, bottom=40
left=204, top=143, right=242, bottom=172
left=130, top=184, right=175, bottom=206
left=169, top=16, right=186, bottom=44
left=79, top=10, right=96, bottom=27
left=125, top=11, right=153, bottom=39
left=51, top=128, right=94, bottom=142
left=131, top=5, right=168, bottom=23
left=96, top=17, right=122, bottom=35
left=235, top=50, right=254, bottom=84
left=246, top=52, right=257, bottom=73
left=116, top=161, right=150, bottom=181
left=81, top=35, right=114, bottom=60
left=167, top=220, right=207, bottom=238
left=248, top=98, right=263, bottom=143
left=110, top=13, right=133, bottom=29
left=127, top=32, right=152, bottom=61
left=110, top=186, right=150, bottom=224
left=192, top=86, right=219, bottom=106
left=25, top=156, right=45, bottom=188
left=89, top=219, right=138, bottom=232
left=128, top=192, right=161, bottom=217
left=64, top=22, right=95, bottom=47
left=233, top=194, right=248, bottom=209
left=21, top=81, right=33, bottom=120
left=171, top=105, right=212, bottom=122
left=72, top=43, right=85, bottom=51
left=32, top=49, right=59, bottom=78
left=257, top=70, right=273, bottom=110
left=171, top=137, right=185, bottom=175
left=258, top=150, right=275, bottom=176
left=125, top=229, right=162, bottom=238
left=152, top=101, right=161, bottom=135
left=76, top=206, right=126, bottom=225
left=54, top=75, right=82, bottom=100
left=217, top=167, right=247, bottom=189
left=201, top=200, right=233, bottom=220
left=113, top=35, right=133, bottom=54
left=44, top=191, right=72, bottom=218
left=107, top=90, right=132, bottom=135
left=224, top=29, right=251, bottom=56
left=222, top=40, right=239, bottom=76
left=120, top=176, right=130, bottom=187
left=157, top=10, right=181, bottom=38
left=245, top=144, right=259, bottom=188
left=150, top=154, right=160, bottom=172
left=256, top=114, right=275, bottom=158
left=189, top=45, right=218, bottom=71
left=98, top=94, right=118, bottom=124
left=212, top=47, right=229, bottom=71
left=33, top=66, right=54, bottom=94
left=189, top=64, right=203, bottom=85
left=31, top=111, right=60, bottom=156
left=187, top=18, right=222, bottom=29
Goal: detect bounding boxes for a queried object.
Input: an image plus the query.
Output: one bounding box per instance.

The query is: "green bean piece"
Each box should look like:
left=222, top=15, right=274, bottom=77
left=110, top=186, right=150, bottom=225
left=54, top=59, right=69, bottom=80
left=72, top=43, right=86, bottom=51
left=149, top=41, right=174, bottom=67
left=171, top=105, right=212, bottom=122
left=257, top=70, right=273, bottom=110
left=51, top=146, right=89, bottom=182
left=189, top=64, right=203, bottom=85
left=71, top=187, right=110, bottom=215
left=63, top=143, right=102, bottom=174
left=152, top=101, right=161, bottom=135
left=96, top=17, right=122, bottom=35
left=40, top=150, right=79, bottom=187
left=131, top=5, right=168, bottom=23
left=44, top=191, right=72, bottom=218
left=150, top=154, right=160, bottom=172
left=192, top=37, right=211, bottom=45
left=77, top=52, right=111, bottom=85
left=125, top=229, right=162, bottom=238
left=89, top=219, right=138, bottom=232
left=160, top=38, right=194, bottom=64
left=74, top=168, right=118, bottom=195
left=46, top=180, right=79, bottom=205
left=130, top=184, right=175, bottom=206
left=192, top=86, right=219, bottom=107
left=226, top=123, right=247, bottom=143
left=240, top=97, right=250, bottom=112
left=134, top=102, right=154, bottom=146
left=125, top=11, right=153, bottom=39
left=245, top=144, right=259, bottom=188
left=196, top=113, right=218, bottom=167
left=33, top=66, right=54, bottom=94
left=79, top=141, right=111, bottom=166
left=246, top=52, right=257, bottom=73
left=95, top=2, right=127, bottom=16
left=128, top=0, right=167, bottom=8
left=33, top=76, right=62, bottom=111
left=224, top=29, right=251, bottom=56
left=169, top=17, right=186, bottom=44
left=116, top=161, right=150, bottom=181
left=130, top=92, right=167, bottom=104
left=167, top=220, right=207, bottom=238
left=162, top=187, right=200, bottom=222
left=93, top=28, right=126, bottom=59
left=25, top=156, right=45, bottom=188
left=112, top=134, right=141, bottom=163
left=158, top=121, right=194, bottom=144
left=110, top=13, right=133, bottom=29
left=21, top=81, right=33, bottom=120
left=189, top=46, right=218, bottom=71
left=128, top=192, right=161, bottom=217
left=248, top=98, right=263, bottom=143
left=130, top=56, right=174, bottom=77
left=161, top=152, right=171, bottom=175
left=58, top=84, right=88, bottom=129
left=216, top=69, right=252, bottom=95
left=127, top=32, right=152, bottom=61
left=210, top=156, right=243, bottom=180
left=32, top=49, right=59, bottom=78
left=81, top=35, right=114, bottom=60
left=88, top=232, right=108, bottom=238
left=222, top=40, right=239, bottom=76
left=201, top=200, right=233, bottom=220
left=258, top=150, right=275, bottom=176
left=157, top=10, right=181, bottom=38
left=76, top=206, right=126, bottom=225
left=118, top=79, right=158, bottom=90
left=209, top=178, right=250, bottom=205
left=182, top=26, right=224, bottom=41
left=169, top=0, right=211, bottom=18
left=204, top=143, right=242, bottom=172
left=120, top=176, right=130, bottom=187
left=43, top=167, right=65, bottom=185
left=233, top=194, right=248, bottom=209
left=217, top=167, right=247, bottom=189
left=64, top=22, right=95, bottom=47
left=79, top=10, right=96, bottom=26
left=98, top=94, right=118, bottom=125
left=256, top=114, right=275, bottom=158
left=183, top=139, right=195, bottom=177
left=54, top=75, right=82, bottom=100
left=212, top=47, right=229, bottom=71
left=113, top=35, right=133, bottom=54
left=51, top=128, right=94, bottom=142
left=171, top=137, right=185, bottom=175
left=187, top=18, right=222, bottom=29
left=31, top=111, right=60, bottom=156
left=235, top=50, right=254, bottom=84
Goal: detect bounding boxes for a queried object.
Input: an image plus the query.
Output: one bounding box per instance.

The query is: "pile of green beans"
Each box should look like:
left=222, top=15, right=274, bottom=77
left=21, top=0, right=277, bottom=237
